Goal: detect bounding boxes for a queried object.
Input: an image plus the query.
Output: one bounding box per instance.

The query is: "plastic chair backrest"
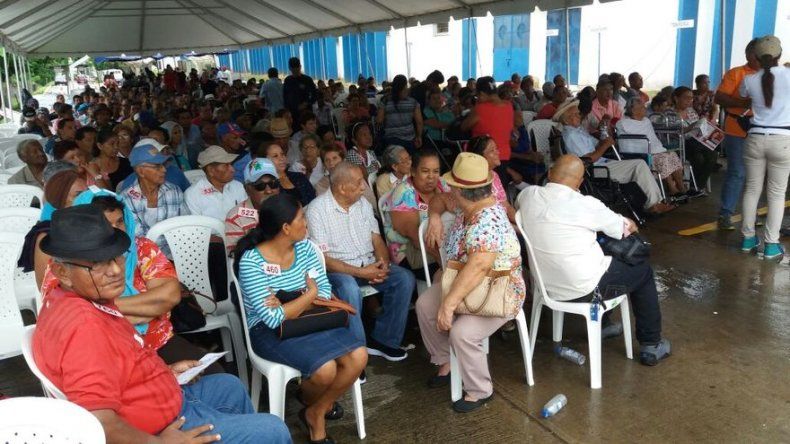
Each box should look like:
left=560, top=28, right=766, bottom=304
left=0, top=233, right=24, bottom=359
left=417, top=220, right=433, bottom=284
left=522, top=111, right=536, bottom=126
left=0, top=184, right=42, bottom=208
left=0, top=172, right=11, bottom=185
left=367, top=172, right=377, bottom=200
left=0, top=397, right=106, bottom=443
left=332, top=108, right=346, bottom=138
left=4, top=165, right=23, bottom=174
left=183, top=169, right=206, bottom=185
left=20, top=326, right=67, bottom=399
left=308, top=240, right=327, bottom=272
left=527, top=120, right=558, bottom=153
left=0, top=207, right=41, bottom=233
left=3, top=153, right=23, bottom=169
left=146, top=216, right=229, bottom=313
left=514, top=212, right=560, bottom=311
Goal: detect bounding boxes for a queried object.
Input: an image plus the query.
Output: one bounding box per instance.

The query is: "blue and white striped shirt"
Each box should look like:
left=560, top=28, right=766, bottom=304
left=238, top=240, right=331, bottom=329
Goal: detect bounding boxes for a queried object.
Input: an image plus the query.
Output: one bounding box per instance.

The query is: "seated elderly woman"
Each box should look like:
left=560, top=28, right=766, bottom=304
left=616, top=97, right=689, bottom=198
left=416, top=153, right=525, bottom=413
left=383, top=148, right=449, bottom=271
left=465, top=135, right=517, bottom=221
left=375, top=145, right=411, bottom=198
left=235, top=193, right=367, bottom=443
left=19, top=165, right=88, bottom=287
left=290, top=133, right=325, bottom=186
left=345, top=121, right=381, bottom=178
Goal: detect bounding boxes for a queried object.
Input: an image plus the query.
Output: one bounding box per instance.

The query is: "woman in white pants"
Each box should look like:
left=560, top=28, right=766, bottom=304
left=739, top=35, right=790, bottom=260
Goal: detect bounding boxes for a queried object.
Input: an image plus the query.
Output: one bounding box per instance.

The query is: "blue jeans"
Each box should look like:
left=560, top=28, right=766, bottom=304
left=720, top=135, right=746, bottom=217
left=328, top=264, right=415, bottom=348
left=180, top=374, right=291, bottom=443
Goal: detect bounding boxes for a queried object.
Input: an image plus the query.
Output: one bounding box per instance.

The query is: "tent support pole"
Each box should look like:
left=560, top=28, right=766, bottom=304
left=3, top=48, right=13, bottom=118
left=565, top=8, right=571, bottom=84
left=356, top=33, right=363, bottom=79
left=404, top=26, right=410, bottom=78
left=0, top=59, right=6, bottom=122
left=27, top=58, right=32, bottom=92
left=720, top=0, right=726, bottom=76
left=12, top=52, right=22, bottom=111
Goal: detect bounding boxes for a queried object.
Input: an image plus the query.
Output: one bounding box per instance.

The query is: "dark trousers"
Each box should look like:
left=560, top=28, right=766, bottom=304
left=157, top=334, right=225, bottom=374
left=686, top=139, right=719, bottom=189
left=572, top=258, right=662, bottom=345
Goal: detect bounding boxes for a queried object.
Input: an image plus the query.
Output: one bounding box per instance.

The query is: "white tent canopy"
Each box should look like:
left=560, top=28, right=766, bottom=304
left=0, top=0, right=615, bottom=57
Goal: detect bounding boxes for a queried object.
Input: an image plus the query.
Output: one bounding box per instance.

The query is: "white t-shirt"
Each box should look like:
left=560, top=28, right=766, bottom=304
left=615, top=118, right=668, bottom=154
left=184, top=177, right=248, bottom=221
left=739, top=66, right=790, bottom=136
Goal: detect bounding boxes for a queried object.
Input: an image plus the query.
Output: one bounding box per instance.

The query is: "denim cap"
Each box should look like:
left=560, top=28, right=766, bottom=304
left=130, top=143, right=171, bottom=167
left=217, top=122, right=245, bottom=140
left=244, top=158, right=279, bottom=184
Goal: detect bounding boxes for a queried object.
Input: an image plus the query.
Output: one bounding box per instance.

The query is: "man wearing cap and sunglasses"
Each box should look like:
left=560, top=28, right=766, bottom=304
left=33, top=205, right=291, bottom=443
left=225, top=158, right=281, bottom=255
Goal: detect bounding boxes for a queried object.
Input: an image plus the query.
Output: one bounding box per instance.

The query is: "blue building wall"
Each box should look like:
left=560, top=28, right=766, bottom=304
left=493, top=14, right=530, bottom=81
left=342, top=32, right=387, bottom=82
left=462, top=18, right=479, bottom=80
left=545, top=8, right=580, bottom=85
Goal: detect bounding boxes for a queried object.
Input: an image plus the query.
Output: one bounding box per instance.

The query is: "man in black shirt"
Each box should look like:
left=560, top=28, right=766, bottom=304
left=410, top=70, right=445, bottom=110
left=283, top=57, right=318, bottom=127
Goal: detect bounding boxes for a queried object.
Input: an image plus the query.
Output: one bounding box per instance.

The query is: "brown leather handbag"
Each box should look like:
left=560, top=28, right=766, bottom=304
left=440, top=260, right=512, bottom=317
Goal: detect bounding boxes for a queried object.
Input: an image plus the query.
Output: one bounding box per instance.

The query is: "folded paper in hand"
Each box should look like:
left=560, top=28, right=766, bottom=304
left=177, top=352, right=228, bottom=385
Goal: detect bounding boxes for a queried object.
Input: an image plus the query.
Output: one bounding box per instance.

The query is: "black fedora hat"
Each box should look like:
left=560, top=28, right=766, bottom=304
left=40, top=204, right=130, bottom=262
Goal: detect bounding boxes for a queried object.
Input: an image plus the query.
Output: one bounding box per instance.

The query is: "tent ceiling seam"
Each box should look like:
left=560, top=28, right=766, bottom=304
left=172, top=0, right=242, bottom=45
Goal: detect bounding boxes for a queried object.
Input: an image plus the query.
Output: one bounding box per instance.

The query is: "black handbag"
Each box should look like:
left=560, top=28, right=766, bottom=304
left=275, top=289, right=354, bottom=339
left=599, top=234, right=651, bottom=266
left=170, top=283, right=218, bottom=333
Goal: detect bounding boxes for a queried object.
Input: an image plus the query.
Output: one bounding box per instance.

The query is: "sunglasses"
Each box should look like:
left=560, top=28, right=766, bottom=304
left=251, top=179, right=281, bottom=191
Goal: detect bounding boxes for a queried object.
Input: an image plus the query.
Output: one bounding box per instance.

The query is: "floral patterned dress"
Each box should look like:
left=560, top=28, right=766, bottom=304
left=40, top=237, right=178, bottom=350
left=382, top=177, right=450, bottom=265
left=442, top=203, right=525, bottom=318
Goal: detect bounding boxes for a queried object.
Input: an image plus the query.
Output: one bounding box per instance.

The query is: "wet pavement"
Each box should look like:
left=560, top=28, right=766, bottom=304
left=2, top=169, right=789, bottom=443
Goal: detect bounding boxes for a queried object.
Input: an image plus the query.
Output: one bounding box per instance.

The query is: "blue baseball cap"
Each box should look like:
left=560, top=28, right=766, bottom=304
left=244, top=158, right=279, bottom=184
left=130, top=143, right=171, bottom=167
left=217, top=122, right=245, bottom=140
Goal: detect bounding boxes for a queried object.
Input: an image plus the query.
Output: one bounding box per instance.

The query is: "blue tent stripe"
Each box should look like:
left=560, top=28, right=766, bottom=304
left=753, top=0, right=778, bottom=37
left=674, top=0, right=699, bottom=87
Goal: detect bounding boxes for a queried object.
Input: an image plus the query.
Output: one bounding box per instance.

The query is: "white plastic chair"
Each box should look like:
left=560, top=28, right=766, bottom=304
left=229, top=257, right=366, bottom=439
left=146, top=215, right=249, bottom=389
left=0, top=397, right=106, bottom=443
left=21, top=325, right=67, bottom=399
left=0, top=184, right=42, bottom=208
left=367, top=171, right=377, bottom=200
left=527, top=120, right=560, bottom=154
left=183, top=169, right=206, bottom=185
left=417, top=220, right=534, bottom=401
left=3, top=153, right=23, bottom=169
left=4, top=165, right=22, bottom=174
left=331, top=108, right=347, bottom=140
left=522, top=111, right=537, bottom=126
left=515, top=212, right=632, bottom=389
left=0, top=233, right=25, bottom=360
left=0, top=172, right=11, bottom=185
left=0, top=207, right=42, bottom=315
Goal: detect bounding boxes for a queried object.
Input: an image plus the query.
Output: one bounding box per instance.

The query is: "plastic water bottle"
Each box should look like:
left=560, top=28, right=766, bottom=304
left=541, top=394, right=568, bottom=418
left=599, top=121, right=609, bottom=140
left=554, top=344, right=586, bottom=365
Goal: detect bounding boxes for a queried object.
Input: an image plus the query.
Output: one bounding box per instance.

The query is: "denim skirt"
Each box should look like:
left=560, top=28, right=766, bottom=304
left=250, top=323, right=365, bottom=377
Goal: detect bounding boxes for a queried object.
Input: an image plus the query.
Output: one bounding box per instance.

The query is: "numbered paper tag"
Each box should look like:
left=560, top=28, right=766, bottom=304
left=238, top=207, right=258, bottom=219
left=92, top=302, right=124, bottom=318
left=263, top=263, right=281, bottom=276
left=318, top=243, right=329, bottom=252
left=417, top=203, right=429, bottom=212
left=201, top=187, right=216, bottom=195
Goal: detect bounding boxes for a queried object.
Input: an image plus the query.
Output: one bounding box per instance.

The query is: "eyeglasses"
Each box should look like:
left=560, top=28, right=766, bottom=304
left=251, top=179, right=281, bottom=191
left=62, top=257, right=121, bottom=275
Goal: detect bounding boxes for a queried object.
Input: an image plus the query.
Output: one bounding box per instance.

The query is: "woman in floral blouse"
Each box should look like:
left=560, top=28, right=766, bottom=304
left=415, top=153, right=525, bottom=414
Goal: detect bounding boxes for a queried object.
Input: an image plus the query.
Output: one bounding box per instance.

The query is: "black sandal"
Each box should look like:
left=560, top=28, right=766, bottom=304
left=296, top=390, right=344, bottom=420
left=298, top=408, right=335, bottom=444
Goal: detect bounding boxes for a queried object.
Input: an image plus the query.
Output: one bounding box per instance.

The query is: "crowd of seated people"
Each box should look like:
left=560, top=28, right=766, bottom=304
left=26, top=50, right=756, bottom=442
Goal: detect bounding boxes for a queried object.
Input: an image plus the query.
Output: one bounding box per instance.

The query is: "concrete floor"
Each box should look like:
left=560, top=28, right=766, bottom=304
left=2, top=168, right=789, bottom=443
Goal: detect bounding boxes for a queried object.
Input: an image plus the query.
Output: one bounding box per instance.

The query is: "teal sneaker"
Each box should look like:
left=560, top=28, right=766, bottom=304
left=741, top=236, right=760, bottom=253
left=763, top=243, right=785, bottom=261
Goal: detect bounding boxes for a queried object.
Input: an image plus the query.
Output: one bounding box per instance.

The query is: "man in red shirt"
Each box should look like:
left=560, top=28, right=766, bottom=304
left=34, top=205, right=290, bottom=443
left=716, top=39, right=760, bottom=230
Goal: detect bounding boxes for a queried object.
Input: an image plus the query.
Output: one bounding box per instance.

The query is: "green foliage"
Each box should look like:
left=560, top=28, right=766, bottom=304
left=28, top=56, right=71, bottom=87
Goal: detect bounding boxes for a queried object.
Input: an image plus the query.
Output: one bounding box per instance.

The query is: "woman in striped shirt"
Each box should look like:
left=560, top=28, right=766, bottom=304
left=235, top=193, right=367, bottom=444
